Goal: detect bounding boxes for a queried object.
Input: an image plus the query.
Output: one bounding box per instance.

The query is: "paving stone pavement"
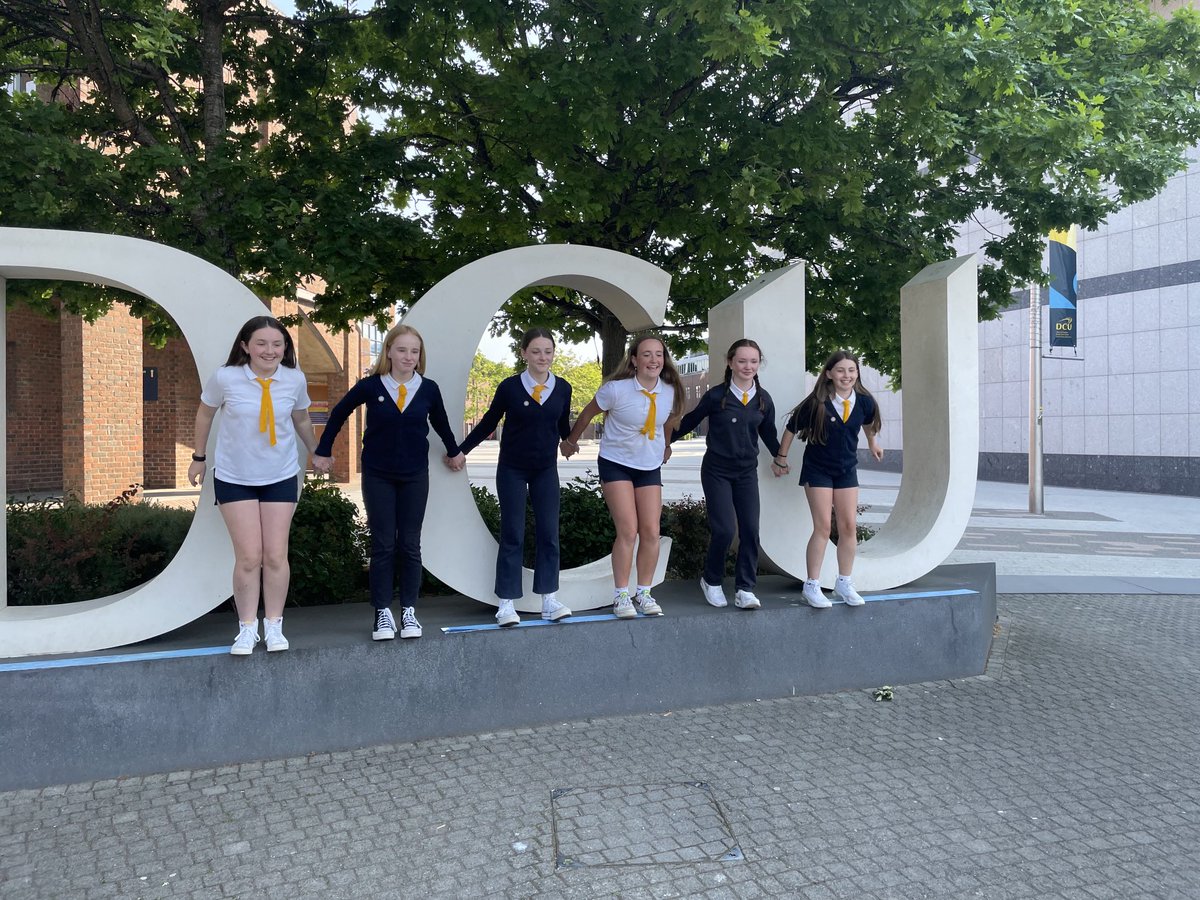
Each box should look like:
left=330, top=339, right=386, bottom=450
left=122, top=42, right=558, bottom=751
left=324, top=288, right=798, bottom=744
left=3, top=593, right=1199, bottom=900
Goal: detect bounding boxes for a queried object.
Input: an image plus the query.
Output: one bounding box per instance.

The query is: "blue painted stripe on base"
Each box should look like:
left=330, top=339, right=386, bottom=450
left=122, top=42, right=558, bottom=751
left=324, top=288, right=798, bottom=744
left=862, top=588, right=977, bottom=603
left=0, top=645, right=229, bottom=673
left=442, top=612, right=636, bottom=634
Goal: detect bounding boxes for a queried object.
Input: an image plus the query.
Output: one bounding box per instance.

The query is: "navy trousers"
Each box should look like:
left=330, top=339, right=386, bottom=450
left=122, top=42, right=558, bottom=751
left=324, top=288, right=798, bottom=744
left=701, top=456, right=761, bottom=590
left=494, top=463, right=560, bottom=599
left=361, top=467, right=429, bottom=610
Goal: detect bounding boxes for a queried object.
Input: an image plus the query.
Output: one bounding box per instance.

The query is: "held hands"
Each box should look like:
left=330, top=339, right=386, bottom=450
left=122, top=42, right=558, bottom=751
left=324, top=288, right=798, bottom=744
left=662, top=444, right=673, bottom=464
left=559, top=438, right=579, bottom=459
left=312, top=455, right=334, bottom=476
left=770, top=456, right=790, bottom=478
left=443, top=452, right=466, bottom=472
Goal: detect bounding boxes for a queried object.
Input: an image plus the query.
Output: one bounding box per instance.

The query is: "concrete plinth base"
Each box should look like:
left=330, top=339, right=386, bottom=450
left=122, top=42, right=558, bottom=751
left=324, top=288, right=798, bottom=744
left=1, top=564, right=994, bottom=791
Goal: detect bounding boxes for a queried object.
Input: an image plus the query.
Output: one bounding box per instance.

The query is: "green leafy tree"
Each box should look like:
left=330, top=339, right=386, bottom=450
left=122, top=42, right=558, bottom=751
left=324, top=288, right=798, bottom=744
left=0, top=0, right=424, bottom=338
left=5, top=1, right=1199, bottom=380
left=553, top=350, right=603, bottom=416
left=371, top=0, right=1200, bottom=377
left=464, top=351, right=515, bottom=427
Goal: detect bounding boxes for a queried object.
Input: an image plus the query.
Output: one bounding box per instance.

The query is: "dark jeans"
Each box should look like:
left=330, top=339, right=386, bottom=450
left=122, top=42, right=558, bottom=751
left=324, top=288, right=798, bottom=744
left=361, top=467, right=429, bottom=610
left=701, top=456, right=761, bottom=591
left=495, top=463, right=560, bottom=599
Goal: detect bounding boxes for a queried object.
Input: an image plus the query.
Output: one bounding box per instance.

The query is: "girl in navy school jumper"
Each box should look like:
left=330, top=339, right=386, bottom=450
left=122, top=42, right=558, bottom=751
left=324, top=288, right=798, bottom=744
left=312, top=324, right=464, bottom=642
left=668, top=339, right=784, bottom=611
left=561, top=333, right=685, bottom=619
left=457, top=328, right=574, bottom=627
left=777, top=350, right=883, bottom=609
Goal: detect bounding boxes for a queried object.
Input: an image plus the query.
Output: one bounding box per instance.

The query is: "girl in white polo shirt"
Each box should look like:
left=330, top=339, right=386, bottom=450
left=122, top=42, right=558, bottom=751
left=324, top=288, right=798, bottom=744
left=188, top=316, right=318, bottom=656
left=562, top=333, right=684, bottom=618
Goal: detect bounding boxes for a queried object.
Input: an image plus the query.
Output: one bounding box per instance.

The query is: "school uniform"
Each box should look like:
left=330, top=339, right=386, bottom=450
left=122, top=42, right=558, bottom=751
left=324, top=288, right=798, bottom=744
left=673, top=382, right=782, bottom=590
left=200, top=364, right=311, bottom=488
left=460, top=373, right=573, bottom=598
left=787, top=391, right=877, bottom=488
left=316, top=372, right=460, bottom=610
left=595, top=377, right=674, bottom=484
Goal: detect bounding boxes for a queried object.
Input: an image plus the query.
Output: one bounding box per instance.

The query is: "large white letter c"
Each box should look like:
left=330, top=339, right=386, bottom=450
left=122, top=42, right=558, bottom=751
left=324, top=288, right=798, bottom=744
left=405, top=245, right=673, bottom=613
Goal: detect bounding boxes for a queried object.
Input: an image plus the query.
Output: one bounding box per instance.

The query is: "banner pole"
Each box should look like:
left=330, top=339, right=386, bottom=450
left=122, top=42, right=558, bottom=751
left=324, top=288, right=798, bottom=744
left=1028, top=282, right=1044, bottom=515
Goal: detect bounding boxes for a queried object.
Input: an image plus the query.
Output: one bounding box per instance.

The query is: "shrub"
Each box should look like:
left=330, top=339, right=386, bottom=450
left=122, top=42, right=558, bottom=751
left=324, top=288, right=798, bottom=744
left=467, top=472, right=715, bottom=580
left=466, top=471, right=617, bottom=572
left=558, top=471, right=616, bottom=567
left=830, top=504, right=876, bottom=545
left=6, top=491, right=193, bottom=606
left=660, top=493, right=717, bottom=580
left=288, top=477, right=369, bottom=605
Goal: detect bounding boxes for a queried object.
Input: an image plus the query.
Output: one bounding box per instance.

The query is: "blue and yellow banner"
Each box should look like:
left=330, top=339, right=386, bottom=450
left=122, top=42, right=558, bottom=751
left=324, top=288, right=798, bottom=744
left=1048, top=226, right=1078, bottom=348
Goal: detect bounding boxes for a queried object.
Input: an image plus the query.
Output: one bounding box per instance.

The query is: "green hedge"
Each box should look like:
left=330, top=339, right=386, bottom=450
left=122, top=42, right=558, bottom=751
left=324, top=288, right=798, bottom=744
left=6, top=476, right=872, bottom=606
left=5, top=480, right=370, bottom=607
left=6, top=494, right=194, bottom=606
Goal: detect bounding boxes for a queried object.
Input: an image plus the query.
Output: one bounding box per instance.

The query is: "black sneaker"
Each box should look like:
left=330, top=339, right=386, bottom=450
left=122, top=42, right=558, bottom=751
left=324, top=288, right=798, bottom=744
left=373, top=607, right=397, bottom=640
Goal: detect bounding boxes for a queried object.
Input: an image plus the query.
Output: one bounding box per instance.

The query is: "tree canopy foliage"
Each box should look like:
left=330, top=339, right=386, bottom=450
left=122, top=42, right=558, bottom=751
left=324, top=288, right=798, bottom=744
left=374, top=0, right=1200, bottom=375
left=2, top=0, right=1199, bottom=375
left=0, top=0, right=423, bottom=340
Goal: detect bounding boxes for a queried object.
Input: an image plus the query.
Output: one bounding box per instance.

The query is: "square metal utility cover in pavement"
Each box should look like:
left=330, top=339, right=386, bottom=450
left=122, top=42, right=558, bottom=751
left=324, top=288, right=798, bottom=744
left=551, top=782, right=744, bottom=868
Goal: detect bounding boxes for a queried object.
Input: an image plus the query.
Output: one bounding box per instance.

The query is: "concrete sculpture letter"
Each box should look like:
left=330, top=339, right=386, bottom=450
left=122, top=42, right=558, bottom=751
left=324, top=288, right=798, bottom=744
left=404, top=245, right=673, bottom=613
left=0, top=228, right=978, bottom=658
left=0, top=227, right=276, bottom=658
left=707, top=255, right=979, bottom=589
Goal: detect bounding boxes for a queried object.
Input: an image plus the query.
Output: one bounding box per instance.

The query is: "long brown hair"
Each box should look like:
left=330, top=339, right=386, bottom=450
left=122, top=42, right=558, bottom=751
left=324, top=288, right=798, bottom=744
left=788, top=350, right=882, bottom=445
left=372, top=323, right=426, bottom=377
left=719, top=338, right=768, bottom=412
left=606, top=332, right=686, bottom=429
left=224, top=316, right=297, bottom=368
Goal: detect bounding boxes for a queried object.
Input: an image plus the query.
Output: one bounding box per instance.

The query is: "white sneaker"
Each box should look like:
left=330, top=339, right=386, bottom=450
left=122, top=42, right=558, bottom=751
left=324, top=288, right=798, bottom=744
left=400, top=606, right=423, bottom=638
left=372, top=607, right=397, bottom=640
left=835, top=577, right=866, bottom=606
left=613, top=590, right=637, bottom=619
left=734, top=590, right=761, bottom=610
left=230, top=620, right=259, bottom=656
left=802, top=580, right=832, bottom=609
left=496, top=599, right=520, bottom=627
left=635, top=589, right=663, bottom=616
left=263, top=617, right=289, bottom=652
left=700, top=578, right=728, bottom=608
left=541, top=596, right=572, bottom=621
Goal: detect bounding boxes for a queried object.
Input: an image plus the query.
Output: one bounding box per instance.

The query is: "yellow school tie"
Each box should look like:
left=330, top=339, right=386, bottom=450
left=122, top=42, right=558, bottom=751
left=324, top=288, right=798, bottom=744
left=396, top=383, right=407, bottom=412
left=639, top=389, right=657, bottom=439
left=841, top=398, right=850, bottom=422
left=255, top=378, right=276, bottom=446
left=532, top=384, right=545, bottom=404
left=741, top=391, right=749, bottom=405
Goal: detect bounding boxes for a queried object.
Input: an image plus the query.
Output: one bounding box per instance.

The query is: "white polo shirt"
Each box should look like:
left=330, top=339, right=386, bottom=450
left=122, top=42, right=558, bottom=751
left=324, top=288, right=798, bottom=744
left=201, top=364, right=311, bottom=485
left=595, top=377, right=673, bottom=470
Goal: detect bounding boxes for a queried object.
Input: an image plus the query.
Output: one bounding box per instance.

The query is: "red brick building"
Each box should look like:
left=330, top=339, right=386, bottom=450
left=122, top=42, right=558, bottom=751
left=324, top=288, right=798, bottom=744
left=5, top=293, right=372, bottom=503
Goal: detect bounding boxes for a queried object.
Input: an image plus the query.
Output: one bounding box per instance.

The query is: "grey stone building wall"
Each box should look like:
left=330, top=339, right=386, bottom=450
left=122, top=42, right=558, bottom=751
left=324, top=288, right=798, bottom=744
left=865, top=145, right=1200, bottom=496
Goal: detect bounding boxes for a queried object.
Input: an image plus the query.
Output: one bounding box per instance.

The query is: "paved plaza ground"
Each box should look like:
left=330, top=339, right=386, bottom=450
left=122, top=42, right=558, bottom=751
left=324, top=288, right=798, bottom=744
left=5, top=441, right=1199, bottom=898
left=3, top=592, right=1199, bottom=899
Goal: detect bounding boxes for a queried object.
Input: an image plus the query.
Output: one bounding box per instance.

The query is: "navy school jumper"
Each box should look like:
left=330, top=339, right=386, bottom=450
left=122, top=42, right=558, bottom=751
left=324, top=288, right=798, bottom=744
left=671, top=384, right=782, bottom=590
left=316, top=375, right=460, bottom=610
left=786, top=392, right=877, bottom=479
left=459, top=375, right=573, bottom=598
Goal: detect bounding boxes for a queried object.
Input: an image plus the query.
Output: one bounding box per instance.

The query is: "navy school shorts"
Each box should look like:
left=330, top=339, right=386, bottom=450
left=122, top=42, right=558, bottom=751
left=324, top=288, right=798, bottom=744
left=597, top=455, right=663, bottom=489
left=213, top=475, right=299, bottom=505
left=798, top=464, right=858, bottom=490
